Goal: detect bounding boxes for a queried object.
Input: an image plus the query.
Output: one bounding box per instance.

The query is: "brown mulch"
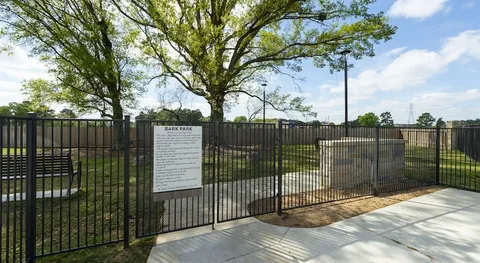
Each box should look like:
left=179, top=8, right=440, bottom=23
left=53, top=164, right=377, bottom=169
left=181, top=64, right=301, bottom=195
left=249, top=185, right=446, bottom=228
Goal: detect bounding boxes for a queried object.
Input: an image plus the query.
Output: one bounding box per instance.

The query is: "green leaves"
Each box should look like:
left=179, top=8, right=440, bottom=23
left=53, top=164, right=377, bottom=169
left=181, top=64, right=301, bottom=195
left=357, top=112, right=379, bottom=127
left=117, top=0, right=395, bottom=119
left=0, top=100, right=55, bottom=117
left=136, top=107, right=204, bottom=122
left=417, top=112, right=436, bottom=128
left=380, top=111, right=394, bottom=127
left=2, top=0, right=395, bottom=123
left=1, top=0, right=146, bottom=119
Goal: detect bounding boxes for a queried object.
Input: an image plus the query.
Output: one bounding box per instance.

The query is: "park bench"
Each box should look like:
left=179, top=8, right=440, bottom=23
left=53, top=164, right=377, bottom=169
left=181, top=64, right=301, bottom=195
left=1, top=154, right=82, bottom=199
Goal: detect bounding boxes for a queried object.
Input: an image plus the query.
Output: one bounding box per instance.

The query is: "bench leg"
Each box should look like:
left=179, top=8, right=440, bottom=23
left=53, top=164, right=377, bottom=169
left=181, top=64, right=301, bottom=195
left=68, top=173, right=73, bottom=196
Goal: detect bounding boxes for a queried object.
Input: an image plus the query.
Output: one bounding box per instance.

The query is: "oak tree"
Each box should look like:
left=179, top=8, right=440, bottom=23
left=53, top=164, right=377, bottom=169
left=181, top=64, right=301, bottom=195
left=114, top=0, right=396, bottom=123
left=1, top=0, right=146, bottom=149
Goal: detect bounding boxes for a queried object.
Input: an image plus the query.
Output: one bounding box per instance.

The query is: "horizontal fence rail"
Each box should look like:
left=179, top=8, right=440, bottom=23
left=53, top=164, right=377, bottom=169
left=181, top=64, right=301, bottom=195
left=1, top=114, right=479, bottom=262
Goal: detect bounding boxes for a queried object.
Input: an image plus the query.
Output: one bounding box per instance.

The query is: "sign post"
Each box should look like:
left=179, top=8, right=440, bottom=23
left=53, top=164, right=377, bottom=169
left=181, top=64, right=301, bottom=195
left=153, top=126, right=203, bottom=201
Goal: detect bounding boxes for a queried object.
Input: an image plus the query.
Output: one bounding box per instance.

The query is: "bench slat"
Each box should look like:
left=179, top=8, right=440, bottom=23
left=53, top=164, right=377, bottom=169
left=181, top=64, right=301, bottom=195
left=1, top=155, right=78, bottom=181
left=2, top=173, right=76, bottom=180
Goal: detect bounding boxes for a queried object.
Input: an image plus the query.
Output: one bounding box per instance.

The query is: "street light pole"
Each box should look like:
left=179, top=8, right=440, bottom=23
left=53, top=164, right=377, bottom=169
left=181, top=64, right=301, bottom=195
left=340, top=49, right=352, bottom=137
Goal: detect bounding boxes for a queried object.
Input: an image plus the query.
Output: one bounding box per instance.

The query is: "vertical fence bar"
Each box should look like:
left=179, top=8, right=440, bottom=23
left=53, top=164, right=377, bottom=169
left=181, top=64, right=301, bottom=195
left=0, top=117, right=3, bottom=262
left=277, top=120, right=283, bottom=216
left=374, top=126, right=379, bottom=196
left=26, top=113, right=37, bottom=262
left=123, top=116, right=130, bottom=248
left=436, top=127, right=441, bottom=184
left=135, top=121, right=140, bottom=238
left=212, top=121, right=216, bottom=230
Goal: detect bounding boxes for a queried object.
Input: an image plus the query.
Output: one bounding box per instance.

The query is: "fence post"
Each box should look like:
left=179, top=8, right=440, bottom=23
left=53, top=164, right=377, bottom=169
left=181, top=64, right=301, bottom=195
left=277, top=120, right=283, bottom=216
left=123, top=116, right=130, bottom=249
left=436, top=127, right=441, bottom=184
left=374, top=126, right=379, bottom=196
left=26, top=113, right=37, bottom=262
left=212, top=120, right=217, bottom=230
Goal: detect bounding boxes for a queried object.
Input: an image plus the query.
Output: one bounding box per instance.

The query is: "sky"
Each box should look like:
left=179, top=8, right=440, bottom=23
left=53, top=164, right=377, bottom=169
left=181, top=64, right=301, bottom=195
left=1, top=0, right=480, bottom=124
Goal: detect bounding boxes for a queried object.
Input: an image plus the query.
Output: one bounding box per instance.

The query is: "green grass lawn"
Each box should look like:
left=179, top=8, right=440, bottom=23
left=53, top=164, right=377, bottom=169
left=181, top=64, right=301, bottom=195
left=1, top=152, right=136, bottom=262
left=1, top=144, right=479, bottom=262
left=440, top=149, right=480, bottom=189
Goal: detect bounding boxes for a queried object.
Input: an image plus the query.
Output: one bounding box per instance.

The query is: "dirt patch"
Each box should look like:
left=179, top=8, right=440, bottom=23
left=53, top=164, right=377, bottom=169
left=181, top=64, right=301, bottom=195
left=250, top=185, right=445, bottom=228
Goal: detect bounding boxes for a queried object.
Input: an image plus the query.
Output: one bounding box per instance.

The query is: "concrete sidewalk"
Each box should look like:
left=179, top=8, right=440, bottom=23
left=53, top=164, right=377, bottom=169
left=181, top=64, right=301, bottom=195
left=147, top=188, right=480, bottom=262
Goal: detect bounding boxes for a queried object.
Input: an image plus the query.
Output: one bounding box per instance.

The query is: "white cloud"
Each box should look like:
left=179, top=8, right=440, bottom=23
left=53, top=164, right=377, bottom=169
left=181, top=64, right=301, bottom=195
left=388, top=0, right=448, bottom=20
left=440, top=30, right=480, bottom=62
left=323, top=30, right=480, bottom=100
left=383, top=47, right=408, bottom=57
left=0, top=81, right=24, bottom=105
left=412, top=89, right=480, bottom=107
left=0, top=47, right=50, bottom=81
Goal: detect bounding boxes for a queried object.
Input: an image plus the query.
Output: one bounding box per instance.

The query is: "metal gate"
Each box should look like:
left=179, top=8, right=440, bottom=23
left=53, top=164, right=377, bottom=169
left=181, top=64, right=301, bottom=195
left=134, top=120, right=215, bottom=237
left=134, top=121, right=278, bottom=237
left=215, top=122, right=277, bottom=223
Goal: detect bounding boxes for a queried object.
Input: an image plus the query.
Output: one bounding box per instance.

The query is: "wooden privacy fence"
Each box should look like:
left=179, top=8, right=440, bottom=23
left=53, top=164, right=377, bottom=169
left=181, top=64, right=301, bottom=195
left=2, top=124, right=402, bottom=148
left=400, top=129, right=451, bottom=150
left=1, top=126, right=131, bottom=148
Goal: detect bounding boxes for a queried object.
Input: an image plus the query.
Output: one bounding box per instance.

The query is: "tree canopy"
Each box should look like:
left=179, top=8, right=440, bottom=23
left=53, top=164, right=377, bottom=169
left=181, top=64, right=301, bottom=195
left=114, top=0, right=396, bottom=122
left=357, top=112, right=379, bottom=127
left=0, top=101, right=56, bottom=118
left=0, top=0, right=146, bottom=120
left=136, top=107, right=204, bottom=121
left=252, top=118, right=280, bottom=123
left=416, top=112, right=436, bottom=127
left=435, top=117, right=446, bottom=128
left=461, top=118, right=480, bottom=127
left=233, top=116, right=248, bottom=123
left=380, top=111, right=394, bottom=127
left=1, top=0, right=150, bottom=148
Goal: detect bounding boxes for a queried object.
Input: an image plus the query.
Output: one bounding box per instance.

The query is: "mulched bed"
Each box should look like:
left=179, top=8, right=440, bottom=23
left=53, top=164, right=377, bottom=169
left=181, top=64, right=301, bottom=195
left=248, top=185, right=445, bottom=228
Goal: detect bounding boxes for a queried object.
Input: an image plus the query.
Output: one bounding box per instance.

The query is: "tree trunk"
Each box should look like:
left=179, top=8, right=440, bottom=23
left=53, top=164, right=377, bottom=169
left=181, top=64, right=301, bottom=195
left=112, top=96, right=124, bottom=151
left=209, top=98, right=226, bottom=146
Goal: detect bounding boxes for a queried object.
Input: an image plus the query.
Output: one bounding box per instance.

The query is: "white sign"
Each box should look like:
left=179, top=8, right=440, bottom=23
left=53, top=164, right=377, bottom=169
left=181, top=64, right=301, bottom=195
left=153, top=126, right=202, bottom=193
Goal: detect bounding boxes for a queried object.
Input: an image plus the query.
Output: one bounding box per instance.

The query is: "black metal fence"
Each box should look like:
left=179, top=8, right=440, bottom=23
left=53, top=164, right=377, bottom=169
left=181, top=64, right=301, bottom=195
left=1, top=114, right=479, bottom=262
left=440, top=128, right=480, bottom=191
left=456, top=128, right=480, bottom=162
left=1, top=115, right=128, bottom=263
